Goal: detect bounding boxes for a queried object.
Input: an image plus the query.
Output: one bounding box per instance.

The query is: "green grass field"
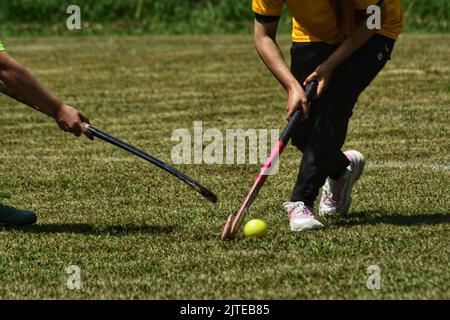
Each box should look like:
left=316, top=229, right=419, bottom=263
left=0, top=34, right=449, bottom=299
left=1, top=0, right=449, bottom=34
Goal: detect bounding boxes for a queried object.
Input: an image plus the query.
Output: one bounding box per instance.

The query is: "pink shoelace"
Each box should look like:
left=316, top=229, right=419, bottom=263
left=287, top=203, right=314, bottom=219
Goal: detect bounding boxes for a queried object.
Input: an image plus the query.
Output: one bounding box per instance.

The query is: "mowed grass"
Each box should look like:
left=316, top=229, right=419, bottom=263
left=0, top=34, right=449, bottom=299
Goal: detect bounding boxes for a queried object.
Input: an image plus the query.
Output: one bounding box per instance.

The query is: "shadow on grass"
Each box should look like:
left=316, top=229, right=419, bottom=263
left=1, top=223, right=177, bottom=235
left=335, top=212, right=449, bottom=227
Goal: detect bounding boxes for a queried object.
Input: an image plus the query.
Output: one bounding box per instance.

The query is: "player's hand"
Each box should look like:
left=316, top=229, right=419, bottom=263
left=286, top=84, right=309, bottom=121
left=304, top=63, right=335, bottom=98
left=54, top=104, right=93, bottom=140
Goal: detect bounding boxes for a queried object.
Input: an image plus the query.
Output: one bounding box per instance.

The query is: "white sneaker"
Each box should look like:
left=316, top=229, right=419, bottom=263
left=319, top=150, right=365, bottom=217
left=283, top=201, right=324, bottom=231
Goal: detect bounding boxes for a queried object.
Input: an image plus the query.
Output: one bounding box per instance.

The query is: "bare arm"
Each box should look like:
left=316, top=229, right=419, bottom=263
left=305, top=3, right=387, bottom=96
left=254, top=20, right=310, bottom=120
left=0, top=51, right=92, bottom=139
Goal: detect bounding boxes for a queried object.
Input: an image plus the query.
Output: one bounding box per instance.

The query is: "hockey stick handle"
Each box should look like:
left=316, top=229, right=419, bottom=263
left=279, top=81, right=318, bottom=143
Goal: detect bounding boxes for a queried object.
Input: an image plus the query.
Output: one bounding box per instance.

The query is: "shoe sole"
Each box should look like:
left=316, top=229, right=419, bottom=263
left=290, top=220, right=324, bottom=231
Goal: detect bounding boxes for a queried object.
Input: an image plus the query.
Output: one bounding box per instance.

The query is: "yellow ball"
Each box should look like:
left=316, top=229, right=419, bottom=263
left=243, top=219, right=268, bottom=238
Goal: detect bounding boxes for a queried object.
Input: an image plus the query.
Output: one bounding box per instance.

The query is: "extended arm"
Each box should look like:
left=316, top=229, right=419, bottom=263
left=0, top=51, right=92, bottom=139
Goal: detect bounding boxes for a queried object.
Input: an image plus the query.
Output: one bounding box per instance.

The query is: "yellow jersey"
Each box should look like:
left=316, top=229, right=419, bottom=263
left=252, top=0, right=403, bottom=43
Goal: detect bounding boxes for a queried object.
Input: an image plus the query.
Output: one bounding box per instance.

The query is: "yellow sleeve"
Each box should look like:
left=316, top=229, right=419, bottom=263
left=252, top=0, right=284, bottom=16
left=0, top=41, right=5, bottom=52
left=352, top=0, right=380, bottom=10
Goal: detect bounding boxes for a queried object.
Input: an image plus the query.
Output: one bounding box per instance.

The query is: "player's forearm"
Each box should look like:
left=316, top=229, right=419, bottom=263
left=323, top=5, right=387, bottom=71
left=0, top=54, right=63, bottom=118
left=255, top=35, right=300, bottom=92
left=323, top=24, right=376, bottom=71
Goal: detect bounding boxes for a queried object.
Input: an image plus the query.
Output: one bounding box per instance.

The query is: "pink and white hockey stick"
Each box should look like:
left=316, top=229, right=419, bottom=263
left=221, top=81, right=317, bottom=240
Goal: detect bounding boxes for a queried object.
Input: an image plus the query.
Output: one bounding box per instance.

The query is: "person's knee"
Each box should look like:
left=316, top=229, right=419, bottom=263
left=290, top=123, right=310, bottom=151
left=332, top=100, right=355, bottom=120
left=322, top=88, right=357, bottom=120
left=291, top=134, right=305, bottom=151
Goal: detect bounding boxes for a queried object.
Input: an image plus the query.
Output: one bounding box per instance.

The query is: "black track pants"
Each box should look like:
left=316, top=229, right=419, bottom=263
left=290, top=34, right=395, bottom=207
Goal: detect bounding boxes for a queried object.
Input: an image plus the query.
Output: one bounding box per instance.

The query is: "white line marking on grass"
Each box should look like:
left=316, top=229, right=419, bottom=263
left=366, top=160, right=449, bottom=172
left=382, top=69, right=426, bottom=75
left=279, top=159, right=449, bottom=172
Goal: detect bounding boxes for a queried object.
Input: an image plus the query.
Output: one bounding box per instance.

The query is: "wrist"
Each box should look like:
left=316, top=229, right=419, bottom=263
left=322, top=60, right=337, bottom=72
left=286, top=80, right=302, bottom=93
left=50, top=101, right=65, bottom=119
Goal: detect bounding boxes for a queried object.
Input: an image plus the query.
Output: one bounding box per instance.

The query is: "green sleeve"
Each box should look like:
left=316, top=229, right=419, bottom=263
left=0, top=41, right=5, bottom=51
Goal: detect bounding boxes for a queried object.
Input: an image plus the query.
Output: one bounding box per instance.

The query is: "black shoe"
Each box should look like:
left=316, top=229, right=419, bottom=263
left=0, top=204, right=37, bottom=226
